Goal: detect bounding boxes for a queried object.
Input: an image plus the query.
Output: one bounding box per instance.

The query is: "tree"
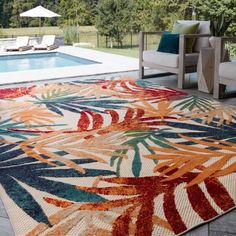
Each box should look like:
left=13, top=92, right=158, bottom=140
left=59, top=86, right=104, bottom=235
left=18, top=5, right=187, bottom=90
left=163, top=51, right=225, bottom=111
left=131, top=0, right=192, bottom=32
left=194, top=0, right=236, bottom=35
left=59, top=0, right=92, bottom=27
left=86, top=0, right=99, bottom=24
left=131, top=0, right=156, bottom=32
left=36, top=0, right=60, bottom=26
left=152, top=0, right=192, bottom=31
left=95, top=0, right=133, bottom=48
left=1, top=0, right=13, bottom=28
left=9, top=0, right=34, bottom=28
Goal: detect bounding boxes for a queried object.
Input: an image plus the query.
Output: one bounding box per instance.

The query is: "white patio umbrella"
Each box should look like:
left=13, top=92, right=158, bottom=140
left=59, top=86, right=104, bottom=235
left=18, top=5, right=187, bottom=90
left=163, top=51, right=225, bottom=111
left=20, top=5, right=60, bottom=34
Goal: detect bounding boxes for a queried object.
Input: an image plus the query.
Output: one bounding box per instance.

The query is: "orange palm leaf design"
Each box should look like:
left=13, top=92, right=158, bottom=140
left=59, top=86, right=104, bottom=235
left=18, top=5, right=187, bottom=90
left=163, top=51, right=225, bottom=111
left=30, top=79, right=144, bottom=100
left=71, top=82, right=131, bottom=99
left=145, top=135, right=236, bottom=187
left=132, top=100, right=180, bottom=119
left=0, top=101, right=31, bottom=115
left=14, top=107, right=155, bottom=173
left=11, top=105, right=60, bottom=129
left=44, top=196, right=171, bottom=235
left=31, top=84, right=76, bottom=97
left=12, top=108, right=155, bottom=135
left=180, top=104, right=236, bottom=126
left=27, top=200, right=116, bottom=236
left=19, top=130, right=131, bottom=173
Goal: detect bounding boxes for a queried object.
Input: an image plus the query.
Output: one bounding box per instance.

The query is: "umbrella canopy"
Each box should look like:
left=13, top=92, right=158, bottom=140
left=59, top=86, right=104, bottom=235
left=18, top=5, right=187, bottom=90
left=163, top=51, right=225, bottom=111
left=20, top=5, right=60, bottom=18
left=20, top=6, right=60, bottom=35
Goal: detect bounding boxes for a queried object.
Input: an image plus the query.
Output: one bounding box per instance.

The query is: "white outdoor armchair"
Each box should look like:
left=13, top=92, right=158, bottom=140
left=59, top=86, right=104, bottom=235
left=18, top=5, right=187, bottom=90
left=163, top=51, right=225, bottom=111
left=213, top=37, right=236, bottom=99
left=139, top=20, right=211, bottom=89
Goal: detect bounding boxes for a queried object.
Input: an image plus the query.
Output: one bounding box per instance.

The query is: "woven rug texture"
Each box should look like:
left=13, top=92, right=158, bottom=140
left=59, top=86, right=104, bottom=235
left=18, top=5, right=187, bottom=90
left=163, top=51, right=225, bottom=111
left=0, top=77, right=235, bottom=236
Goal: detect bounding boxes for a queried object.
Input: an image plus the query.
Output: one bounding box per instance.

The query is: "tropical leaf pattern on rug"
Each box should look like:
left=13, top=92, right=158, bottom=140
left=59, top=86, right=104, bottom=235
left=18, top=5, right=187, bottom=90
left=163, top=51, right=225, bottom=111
left=0, top=77, right=235, bottom=236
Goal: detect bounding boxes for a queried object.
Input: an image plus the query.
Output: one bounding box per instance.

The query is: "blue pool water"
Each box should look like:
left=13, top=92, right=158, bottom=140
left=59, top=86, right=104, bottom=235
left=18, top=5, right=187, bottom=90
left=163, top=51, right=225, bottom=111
left=0, top=52, right=98, bottom=73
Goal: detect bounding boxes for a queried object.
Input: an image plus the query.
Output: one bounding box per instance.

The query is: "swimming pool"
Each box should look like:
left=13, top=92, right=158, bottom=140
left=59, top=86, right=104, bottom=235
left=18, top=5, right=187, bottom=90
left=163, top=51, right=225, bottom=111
left=0, top=52, right=98, bottom=73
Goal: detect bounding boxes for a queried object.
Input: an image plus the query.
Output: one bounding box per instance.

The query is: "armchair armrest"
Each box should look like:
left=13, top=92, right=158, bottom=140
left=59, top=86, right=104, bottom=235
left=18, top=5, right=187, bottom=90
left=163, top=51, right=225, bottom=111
left=178, top=33, right=212, bottom=73
left=221, top=37, right=236, bottom=44
left=214, top=37, right=236, bottom=64
left=179, top=34, right=212, bottom=54
left=181, top=33, right=211, bottom=39
left=140, top=31, right=163, bottom=36
left=178, top=34, right=211, bottom=88
left=139, top=31, right=163, bottom=52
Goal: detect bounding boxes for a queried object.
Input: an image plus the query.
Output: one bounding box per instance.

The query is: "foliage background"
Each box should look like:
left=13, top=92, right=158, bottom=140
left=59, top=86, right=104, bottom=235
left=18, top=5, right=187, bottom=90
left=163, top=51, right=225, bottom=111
left=0, top=0, right=235, bottom=32
left=0, top=0, right=235, bottom=49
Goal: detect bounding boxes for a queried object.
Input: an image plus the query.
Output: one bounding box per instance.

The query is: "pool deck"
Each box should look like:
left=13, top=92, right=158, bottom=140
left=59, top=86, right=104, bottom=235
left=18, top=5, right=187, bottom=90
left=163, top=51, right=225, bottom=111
left=0, top=46, right=139, bottom=85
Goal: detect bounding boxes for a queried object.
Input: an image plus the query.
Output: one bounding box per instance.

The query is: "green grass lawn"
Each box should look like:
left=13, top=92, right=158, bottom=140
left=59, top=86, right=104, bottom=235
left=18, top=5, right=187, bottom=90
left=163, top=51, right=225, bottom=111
left=0, top=26, right=160, bottom=59
left=1, top=26, right=96, bottom=37
left=92, top=47, right=139, bottom=58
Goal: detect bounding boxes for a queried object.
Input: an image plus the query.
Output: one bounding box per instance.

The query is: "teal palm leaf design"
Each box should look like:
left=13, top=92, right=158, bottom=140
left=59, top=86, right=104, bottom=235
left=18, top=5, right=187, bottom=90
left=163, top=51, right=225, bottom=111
left=174, top=95, right=213, bottom=112
left=0, top=118, right=39, bottom=140
left=0, top=118, right=65, bottom=141
left=110, top=129, right=174, bottom=177
left=0, top=143, right=115, bottom=225
left=32, top=94, right=129, bottom=116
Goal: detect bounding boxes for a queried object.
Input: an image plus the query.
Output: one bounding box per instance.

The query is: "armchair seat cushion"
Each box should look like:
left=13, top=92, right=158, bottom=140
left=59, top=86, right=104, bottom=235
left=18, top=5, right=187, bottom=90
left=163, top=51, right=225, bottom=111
left=219, top=62, right=236, bottom=80
left=143, top=50, right=199, bottom=68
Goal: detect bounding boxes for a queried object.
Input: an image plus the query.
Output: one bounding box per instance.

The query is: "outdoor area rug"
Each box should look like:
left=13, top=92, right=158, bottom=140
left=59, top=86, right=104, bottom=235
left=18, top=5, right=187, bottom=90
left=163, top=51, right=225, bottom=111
left=0, top=76, right=235, bottom=236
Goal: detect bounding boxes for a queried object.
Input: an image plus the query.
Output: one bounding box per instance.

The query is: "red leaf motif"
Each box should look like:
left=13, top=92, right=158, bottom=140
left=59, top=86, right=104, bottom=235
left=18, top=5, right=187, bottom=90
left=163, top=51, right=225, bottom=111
left=112, top=206, right=136, bottom=235
left=0, top=86, right=34, bottom=99
left=43, top=197, right=74, bottom=208
left=77, top=111, right=90, bottom=131
left=77, top=169, right=235, bottom=235
left=98, top=79, right=187, bottom=101
left=186, top=184, right=218, bottom=220
left=135, top=196, right=155, bottom=235
left=105, top=110, right=119, bottom=124
left=90, top=111, right=104, bottom=129
left=77, top=111, right=104, bottom=131
left=204, top=178, right=235, bottom=211
left=124, top=108, right=135, bottom=122
left=163, top=191, right=187, bottom=233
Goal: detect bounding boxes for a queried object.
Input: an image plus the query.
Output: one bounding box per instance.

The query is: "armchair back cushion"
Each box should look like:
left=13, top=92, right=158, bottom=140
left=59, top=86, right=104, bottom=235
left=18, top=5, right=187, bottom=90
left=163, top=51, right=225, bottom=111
left=177, top=20, right=211, bottom=52
left=172, top=21, right=199, bottom=53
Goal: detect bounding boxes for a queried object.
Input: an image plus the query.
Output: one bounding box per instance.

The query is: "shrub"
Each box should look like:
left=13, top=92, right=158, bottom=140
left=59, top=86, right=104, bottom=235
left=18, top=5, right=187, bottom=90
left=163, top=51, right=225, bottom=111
left=63, top=26, right=79, bottom=45
left=0, top=29, right=4, bottom=38
left=226, top=43, right=236, bottom=58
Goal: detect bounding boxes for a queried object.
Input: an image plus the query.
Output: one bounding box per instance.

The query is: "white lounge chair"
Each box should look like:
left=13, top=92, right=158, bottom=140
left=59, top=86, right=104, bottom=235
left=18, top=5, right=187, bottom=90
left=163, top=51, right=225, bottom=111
left=5, top=36, right=31, bottom=52
left=33, top=35, right=58, bottom=51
